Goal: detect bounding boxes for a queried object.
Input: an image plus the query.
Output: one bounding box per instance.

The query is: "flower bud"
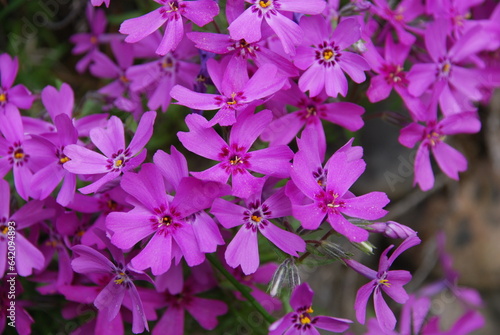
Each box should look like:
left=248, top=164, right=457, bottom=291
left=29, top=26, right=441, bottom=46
left=351, top=240, right=376, bottom=255
left=370, top=221, right=416, bottom=239
left=318, top=241, right=353, bottom=265
left=268, top=258, right=300, bottom=297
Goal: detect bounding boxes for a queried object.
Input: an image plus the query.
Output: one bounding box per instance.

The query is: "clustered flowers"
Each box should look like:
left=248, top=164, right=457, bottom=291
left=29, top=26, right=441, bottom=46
left=1, top=0, right=497, bottom=334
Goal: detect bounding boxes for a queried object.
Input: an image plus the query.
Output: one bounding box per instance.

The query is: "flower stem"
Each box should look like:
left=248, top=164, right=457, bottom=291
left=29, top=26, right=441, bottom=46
left=297, top=229, right=335, bottom=263
left=206, top=253, right=276, bottom=324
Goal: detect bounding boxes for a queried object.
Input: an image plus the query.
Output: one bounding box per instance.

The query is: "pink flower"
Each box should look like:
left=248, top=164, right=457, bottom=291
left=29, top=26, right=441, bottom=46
left=294, top=16, right=370, bottom=98
left=399, top=111, right=481, bottom=191
left=228, top=0, right=326, bottom=55
left=345, top=235, right=421, bottom=332
left=269, top=282, right=352, bottom=334
left=63, top=111, right=156, bottom=194
left=120, top=0, right=219, bottom=55
left=0, top=53, right=35, bottom=115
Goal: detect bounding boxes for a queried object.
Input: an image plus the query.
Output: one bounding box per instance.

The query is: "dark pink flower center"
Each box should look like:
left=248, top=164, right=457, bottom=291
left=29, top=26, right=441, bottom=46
left=424, top=124, right=445, bottom=147
left=106, top=148, right=131, bottom=172
left=252, top=0, right=280, bottom=17
left=228, top=39, right=260, bottom=59
left=381, top=63, right=408, bottom=86
left=437, top=58, right=452, bottom=78
left=0, top=90, right=7, bottom=105
left=243, top=200, right=271, bottom=231
left=8, top=142, right=29, bottom=167
left=159, top=1, right=185, bottom=19
left=292, top=306, right=316, bottom=330
left=159, top=55, right=176, bottom=75
left=315, top=190, right=345, bottom=214
left=215, top=92, right=246, bottom=109
left=312, top=167, right=328, bottom=188
left=316, top=41, right=341, bottom=67
left=151, top=204, right=183, bottom=236
left=219, top=143, right=251, bottom=174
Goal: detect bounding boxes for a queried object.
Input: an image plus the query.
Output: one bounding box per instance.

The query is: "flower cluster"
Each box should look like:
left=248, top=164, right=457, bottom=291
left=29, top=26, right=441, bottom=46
left=2, top=0, right=498, bottom=334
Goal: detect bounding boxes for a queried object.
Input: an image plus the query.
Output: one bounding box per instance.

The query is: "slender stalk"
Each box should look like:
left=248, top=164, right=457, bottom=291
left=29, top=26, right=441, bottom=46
left=297, top=229, right=335, bottom=263
left=206, top=253, right=276, bottom=324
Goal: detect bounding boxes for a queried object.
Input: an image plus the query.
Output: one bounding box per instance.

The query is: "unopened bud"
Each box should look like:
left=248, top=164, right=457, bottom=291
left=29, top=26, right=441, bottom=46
left=370, top=221, right=416, bottom=239
left=353, top=40, right=367, bottom=53
left=318, top=241, right=353, bottom=265
left=351, top=240, right=375, bottom=255
left=268, top=258, right=300, bottom=297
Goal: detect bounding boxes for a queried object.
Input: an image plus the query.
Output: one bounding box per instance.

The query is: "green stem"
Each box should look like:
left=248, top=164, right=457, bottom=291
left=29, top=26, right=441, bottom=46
left=206, top=253, right=276, bottom=324
left=297, top=229, right=334, bottom=263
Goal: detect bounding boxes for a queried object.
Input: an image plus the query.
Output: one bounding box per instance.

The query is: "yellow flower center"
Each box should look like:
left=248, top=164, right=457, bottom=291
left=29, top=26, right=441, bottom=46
left=0, top=93, right=6, bottom=102
left=427, top=131, right=446, bottom=147
left=114, top=272, right=126, bottom=284
left=227, top=92, right=237, bottom=105
left=114, top=159, right=123, bottom=167
left=119, top=75, right=129, bottom=83
left=230, top=156, right=242, bottom=165
left=323, top=49, right=334, bottom=60
left=306, top=105, right=317, bottom=117
left=1, top=225, right=9, bottom=234
left=300, top=314, right=311, bottom=325
left=379, top=279, right=391, bottom=287
left=159, top=216, right=172, bottom=227
left=251, top=215, right=262, bottom=222
left=59, top=156, right=70, bottom=164
left=441, top=62, right=451, bottom=75
left=259, top=0, right=272, bottom=8
left=90, top=36, right=98, bottom=44
left=162, top=58, right=174, bottom=68
left=107, top=200, right=118, bottom=211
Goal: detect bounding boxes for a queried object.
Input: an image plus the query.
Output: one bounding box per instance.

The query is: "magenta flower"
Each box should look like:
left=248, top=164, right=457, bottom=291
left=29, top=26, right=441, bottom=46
left=369, top=220, right=417, bottom=239
left=407, top=20, right=495, bottom=116
left=171, top=61, right=286, bottom=126
left=30, top=114, right=78, bottom=206
left=71, top=243, right=149, bottom=333
left=227, top=0, right=326, bottom=55
left=120, top=0, right=219, bottom=56
left=422, top=310, right=485, bottom=335
left=0, top=53, right=35, bottom=115
left=363, top=36, right=425, bottom=120
left=0, top=179, right=53, bottom=277
left=90, top=40, right=141, bottom=117
left=229, top=263, right=282, bottom=312
left=26, top=83, right=109, bottom=138
left=211, top=185, right=305, bottom=275
left=151, top=264, right=228, bottom=335
left=106, top=163, right=229, bottom=275
left=187, top=31, right=299, bottom=77
left=261, top=82, right=364, bottom=147
left=345, top=235, right=421, bottom=332
left=269, top=282, right=352, bottom=334
left=126, top=32, right=199, bottom=113
left=63, top=111, right=156, bottom=194
left=91, top=0, right=110, bottom=7
left=0, top=278, right=34, bottom=335
left=369, top=0, right=423, bottom=45
left=294, top=16, right=370, bottom=98
left=153, top=147, right=225, bottom=253
left=178, top=110, right=293, bottom=198
left=288, top=133, right=389, bottom=242
left=398, top=111, right=481, bottom=191
left=0, top=111, right=44, bottom=200
left=70, top=5, right=114, bottom=73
